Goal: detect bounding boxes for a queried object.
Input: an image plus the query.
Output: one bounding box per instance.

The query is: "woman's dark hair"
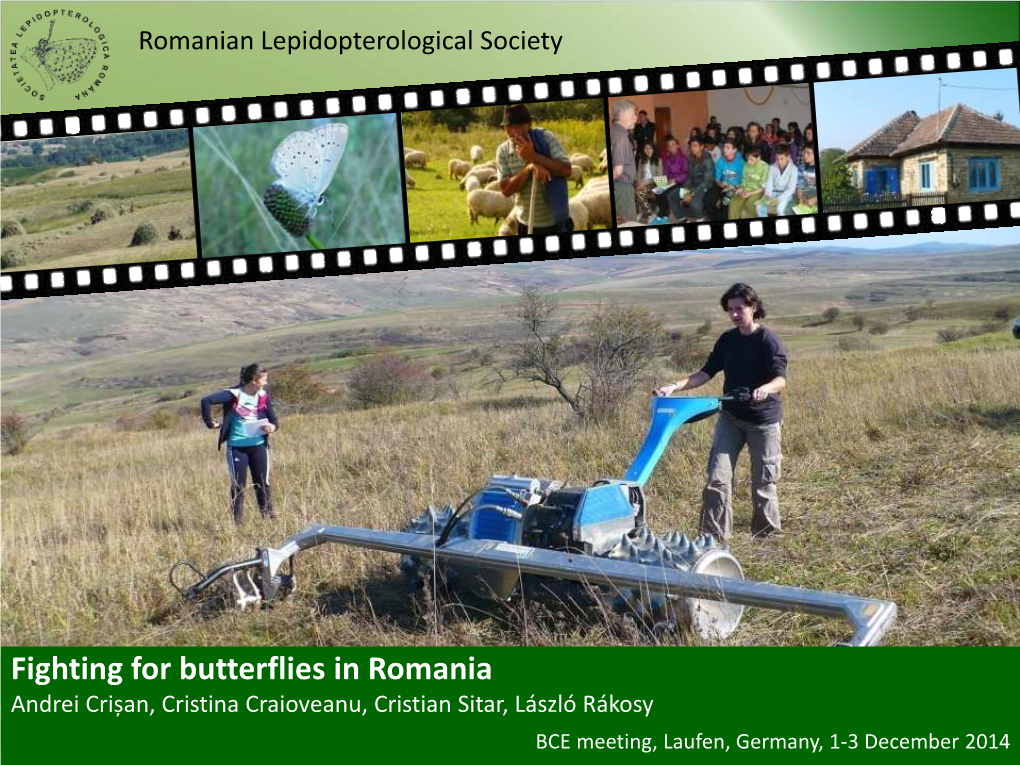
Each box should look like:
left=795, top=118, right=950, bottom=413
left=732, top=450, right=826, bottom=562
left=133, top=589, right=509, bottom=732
left=641, top=142, right=660, bottom=162
left=720, top=283, right=767, bottom=319
left=240, top=363, right=268, bottom=385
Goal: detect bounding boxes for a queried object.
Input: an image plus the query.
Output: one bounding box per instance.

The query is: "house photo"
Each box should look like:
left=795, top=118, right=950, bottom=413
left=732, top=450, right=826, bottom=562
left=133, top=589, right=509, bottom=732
left=814, top=69, right=1020, bottom=211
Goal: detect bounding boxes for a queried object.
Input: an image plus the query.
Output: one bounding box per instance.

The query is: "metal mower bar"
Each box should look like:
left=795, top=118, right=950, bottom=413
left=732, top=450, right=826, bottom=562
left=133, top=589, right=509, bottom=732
left=176, top=524, right=897, bottom=646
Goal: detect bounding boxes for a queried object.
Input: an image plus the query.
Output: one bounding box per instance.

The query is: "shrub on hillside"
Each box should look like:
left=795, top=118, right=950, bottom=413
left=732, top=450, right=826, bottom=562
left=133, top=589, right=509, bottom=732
left=129, top=222, right=158, bottom=246
left=1, top=220, right=26, bottom=238
left=822, top=307, right=841, bottom=324
left=269, top=365, right=330, bottom=414
left=348, top=353, right=433, bottom=408
left=936, top=327, right=967, bottom=344
left=58, top=169, right=76, bottom=178
left=868, top=321, right=890, bottom=336
left=1, top=247, right=27, bottom=269
left=1, top=410, right=33, bottom=455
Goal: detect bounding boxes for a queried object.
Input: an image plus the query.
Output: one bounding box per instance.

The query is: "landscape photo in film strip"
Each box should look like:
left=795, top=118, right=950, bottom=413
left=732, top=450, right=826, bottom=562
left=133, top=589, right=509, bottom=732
left=1, top=227, right=1019, bottom=647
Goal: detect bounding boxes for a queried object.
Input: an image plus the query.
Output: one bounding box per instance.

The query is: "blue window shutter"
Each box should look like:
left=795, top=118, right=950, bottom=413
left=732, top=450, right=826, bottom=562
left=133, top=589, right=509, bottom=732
left=887, top=167, right=900, bottom=193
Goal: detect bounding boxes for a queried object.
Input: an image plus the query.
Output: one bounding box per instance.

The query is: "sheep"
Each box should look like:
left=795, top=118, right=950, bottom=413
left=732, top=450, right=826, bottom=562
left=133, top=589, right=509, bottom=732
left=467, top=189, right=514, bottom=226
left=598, top=158, right=608, bottom=174
left=570, top=164, right=584, bottom=189
left=578, top=176, right=610, bottom=197
left=570, top=153, right=594, bottom=174
left=598, top=148, right=607, bottom=163
left=484, top=180, right=502, bottom=192
left=497, top=208, right=522, bottom=237
left=470, top=145, right=484, bottom=163
left=405, top=173, right=416, bottom=189
left=404, top=148, right=416, bottom=156
left=458, top=165, right=498, bottom=190
left=575, top=187, right=611, bottom=229
left=404, top=150, right=428, bottom=169
left=497, top=200, right=589, bottom=234
left=448, top=159, right=471, bottom=181
left=463, top=176, right=482, bottom=193
left=477, top=160, right=497, bottom=169
left=568, top=197, right=590, bottom=231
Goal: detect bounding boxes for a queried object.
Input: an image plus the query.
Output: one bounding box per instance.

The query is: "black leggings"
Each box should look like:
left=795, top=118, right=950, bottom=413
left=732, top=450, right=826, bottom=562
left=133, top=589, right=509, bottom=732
left=225, top=443, right=273, bottom=523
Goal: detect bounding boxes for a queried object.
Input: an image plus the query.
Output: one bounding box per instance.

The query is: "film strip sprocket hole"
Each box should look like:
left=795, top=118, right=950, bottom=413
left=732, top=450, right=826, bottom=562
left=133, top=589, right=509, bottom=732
left=0, top=41, right=1017, bottom=298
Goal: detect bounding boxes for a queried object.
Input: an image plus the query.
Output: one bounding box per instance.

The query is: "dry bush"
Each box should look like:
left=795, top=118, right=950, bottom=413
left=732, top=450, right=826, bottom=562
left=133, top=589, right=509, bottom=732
left=499, top=287, right=666, bottom=423
left=1, top=410, right=33, bottom=455
left=936, top=327, right=968, bottom=344
left=269, top=365, right=330, bottom=414
left=348, top=353, right=433, bottom=409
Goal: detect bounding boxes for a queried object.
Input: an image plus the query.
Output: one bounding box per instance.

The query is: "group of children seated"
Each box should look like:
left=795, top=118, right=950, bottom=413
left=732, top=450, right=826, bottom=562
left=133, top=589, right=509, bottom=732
left=630, top=117, right=818, bottom=225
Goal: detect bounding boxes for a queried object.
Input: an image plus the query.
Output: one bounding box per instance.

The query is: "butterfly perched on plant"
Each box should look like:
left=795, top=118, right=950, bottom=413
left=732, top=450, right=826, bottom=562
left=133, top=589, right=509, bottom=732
left=263, top=123, right=349, bottom=239
left=20, top=20, right=98, bottom=91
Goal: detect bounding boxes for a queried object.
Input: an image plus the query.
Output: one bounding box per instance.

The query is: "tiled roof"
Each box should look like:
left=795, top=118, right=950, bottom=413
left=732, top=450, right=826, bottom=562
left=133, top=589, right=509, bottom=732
left=841, top=111, right=921, bottom=160
left=891, top=104, right=1020, bottom=155
left=842, top=105, right=1020, bottom=161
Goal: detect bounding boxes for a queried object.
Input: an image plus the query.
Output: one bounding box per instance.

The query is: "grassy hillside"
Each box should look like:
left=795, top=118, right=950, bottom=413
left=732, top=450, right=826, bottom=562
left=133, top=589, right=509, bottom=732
left=0, top=149, right=198, bottom=270
left=2, top=305, right=1017, bottom=646
left=404, top=118, right=609, bottom=242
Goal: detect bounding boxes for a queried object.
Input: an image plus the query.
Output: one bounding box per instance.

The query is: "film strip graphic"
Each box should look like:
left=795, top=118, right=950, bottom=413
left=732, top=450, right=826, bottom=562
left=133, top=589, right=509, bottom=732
left=1, top=40, right=1017, bottom=298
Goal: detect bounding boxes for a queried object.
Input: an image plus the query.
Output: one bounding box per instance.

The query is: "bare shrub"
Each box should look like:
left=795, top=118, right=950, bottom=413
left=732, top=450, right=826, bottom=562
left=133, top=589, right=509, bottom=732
left=348, top=353, right=433, bottom=408
left=869, top=321, right=890, bottom=336
left=1, top=410, right=33, bottom=455
left=851, top=314, right=867, bottom=332
left=499, top=287, right=667, bottom=422
left=936, top=327, right=967, bottom=344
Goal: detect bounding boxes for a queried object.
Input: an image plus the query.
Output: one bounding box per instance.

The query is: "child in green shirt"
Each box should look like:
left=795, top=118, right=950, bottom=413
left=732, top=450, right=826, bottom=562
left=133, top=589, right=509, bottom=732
left=728, top=148, right=768, bottom=220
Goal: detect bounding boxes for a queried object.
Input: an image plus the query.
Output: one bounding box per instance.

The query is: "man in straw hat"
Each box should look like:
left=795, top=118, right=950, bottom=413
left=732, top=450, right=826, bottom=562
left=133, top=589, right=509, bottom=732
left=496, top=104, right=574, bottom=235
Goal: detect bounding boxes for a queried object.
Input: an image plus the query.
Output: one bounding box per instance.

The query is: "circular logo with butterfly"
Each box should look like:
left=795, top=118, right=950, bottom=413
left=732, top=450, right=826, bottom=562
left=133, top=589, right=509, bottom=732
left=10, top=10, right=112, bottom=103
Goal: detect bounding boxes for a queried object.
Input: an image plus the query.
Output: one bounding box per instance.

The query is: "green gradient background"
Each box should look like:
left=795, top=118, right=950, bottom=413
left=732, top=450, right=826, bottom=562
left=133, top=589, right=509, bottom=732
left=2, top=2, right=1018, bottom=115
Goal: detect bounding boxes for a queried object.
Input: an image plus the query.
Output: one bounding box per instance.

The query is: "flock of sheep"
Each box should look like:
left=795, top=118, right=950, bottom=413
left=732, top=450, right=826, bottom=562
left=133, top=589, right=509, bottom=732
left=403, top=143, right=612, bottom=234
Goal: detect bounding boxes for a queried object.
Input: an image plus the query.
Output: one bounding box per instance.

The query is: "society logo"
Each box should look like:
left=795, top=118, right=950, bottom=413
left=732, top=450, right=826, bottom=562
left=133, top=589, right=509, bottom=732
left=8, top=10, right=112, bottom=102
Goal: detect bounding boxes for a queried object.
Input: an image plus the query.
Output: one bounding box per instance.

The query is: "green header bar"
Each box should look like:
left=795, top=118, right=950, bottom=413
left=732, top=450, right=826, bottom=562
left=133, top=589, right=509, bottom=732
left=2, top=2, right=1017, bottom=114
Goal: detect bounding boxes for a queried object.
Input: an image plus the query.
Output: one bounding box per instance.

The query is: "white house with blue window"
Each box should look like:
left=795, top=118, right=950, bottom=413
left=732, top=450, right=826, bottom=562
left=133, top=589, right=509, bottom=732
left=838, top=104, right=1020, bottom=205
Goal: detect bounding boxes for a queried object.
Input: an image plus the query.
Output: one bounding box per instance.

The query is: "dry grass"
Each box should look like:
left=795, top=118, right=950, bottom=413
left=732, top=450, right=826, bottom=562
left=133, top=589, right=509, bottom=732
left=0, top=150, right=197, bottom=270
left=2, top=338, right=1018, bottom=646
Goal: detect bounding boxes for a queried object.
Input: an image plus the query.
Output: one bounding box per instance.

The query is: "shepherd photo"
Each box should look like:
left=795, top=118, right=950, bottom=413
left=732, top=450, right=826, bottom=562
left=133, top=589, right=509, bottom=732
left=607, top=85, right=816, bottom=226
left=816, top=68, right=1020, bottom=212
left=2, top=229, right=1018, bottom=647
left=0, top=129, right=198, bottom=272
left=403, top=98, right=611, bottom=241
